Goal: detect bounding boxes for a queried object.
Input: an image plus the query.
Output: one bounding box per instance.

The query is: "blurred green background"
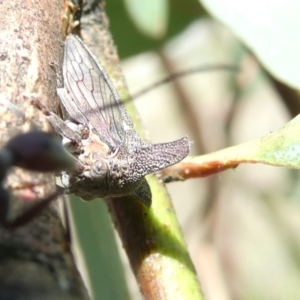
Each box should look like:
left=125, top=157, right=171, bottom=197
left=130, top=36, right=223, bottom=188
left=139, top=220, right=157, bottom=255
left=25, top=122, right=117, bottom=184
left=72, top=0, right=300, bottom=299
left=106, top=0, right=206, bottom=58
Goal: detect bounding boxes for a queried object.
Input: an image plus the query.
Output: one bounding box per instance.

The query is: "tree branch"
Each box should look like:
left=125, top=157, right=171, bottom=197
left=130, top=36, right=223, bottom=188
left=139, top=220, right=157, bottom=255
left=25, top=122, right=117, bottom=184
left=0, top=1, right=88, bottom=299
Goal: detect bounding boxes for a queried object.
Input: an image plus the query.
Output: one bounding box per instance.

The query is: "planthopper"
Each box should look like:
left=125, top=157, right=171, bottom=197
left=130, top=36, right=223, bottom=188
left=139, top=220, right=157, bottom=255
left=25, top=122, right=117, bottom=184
left=44, top=34, right=190, bottom=207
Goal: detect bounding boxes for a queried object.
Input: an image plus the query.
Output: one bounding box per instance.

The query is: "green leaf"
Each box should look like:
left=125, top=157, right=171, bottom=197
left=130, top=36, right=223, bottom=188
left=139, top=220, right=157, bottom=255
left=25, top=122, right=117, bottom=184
left=67, top=196, right=130, bottom=300
left=122, top=0, right=168, bottom=39
left=163, top=114, right=300, bottom=180
left=253, top=114, right=300, bottom=168
left=200, top=0, right=300, bottom=89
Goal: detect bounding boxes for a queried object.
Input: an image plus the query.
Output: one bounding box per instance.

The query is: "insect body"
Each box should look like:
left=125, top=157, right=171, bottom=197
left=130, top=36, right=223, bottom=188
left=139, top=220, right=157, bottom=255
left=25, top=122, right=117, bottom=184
left=53, top=35, right=190, bottom=207
left=0, top=131, right=73, bottom=229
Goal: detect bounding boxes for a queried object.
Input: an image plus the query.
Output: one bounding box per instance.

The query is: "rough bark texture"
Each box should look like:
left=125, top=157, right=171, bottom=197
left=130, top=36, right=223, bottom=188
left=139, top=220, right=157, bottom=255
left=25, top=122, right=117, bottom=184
left=0, top=1, right=88, bottom=299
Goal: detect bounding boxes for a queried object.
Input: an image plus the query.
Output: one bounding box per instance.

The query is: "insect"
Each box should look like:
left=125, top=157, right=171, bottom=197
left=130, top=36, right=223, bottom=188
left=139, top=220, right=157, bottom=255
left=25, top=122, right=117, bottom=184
left=44, top=34, right=190, bottom=207
left=0, top=130, right=74, bottom=229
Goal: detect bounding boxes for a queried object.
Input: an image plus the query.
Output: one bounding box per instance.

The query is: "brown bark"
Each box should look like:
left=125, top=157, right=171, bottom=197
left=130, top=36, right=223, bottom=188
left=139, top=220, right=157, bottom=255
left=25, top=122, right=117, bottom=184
left=0, top=1, right=88, bottom=299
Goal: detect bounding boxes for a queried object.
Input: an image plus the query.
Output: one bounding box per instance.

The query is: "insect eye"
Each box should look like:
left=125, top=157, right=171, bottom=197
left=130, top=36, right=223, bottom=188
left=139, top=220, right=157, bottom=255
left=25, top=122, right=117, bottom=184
left=90, top=159, right=109, bottom=179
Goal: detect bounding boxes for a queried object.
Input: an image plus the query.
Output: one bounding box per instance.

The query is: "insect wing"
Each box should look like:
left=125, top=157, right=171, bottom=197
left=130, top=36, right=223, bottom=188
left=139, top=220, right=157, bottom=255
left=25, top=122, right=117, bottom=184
left=63, top=35, right=125, bottom=150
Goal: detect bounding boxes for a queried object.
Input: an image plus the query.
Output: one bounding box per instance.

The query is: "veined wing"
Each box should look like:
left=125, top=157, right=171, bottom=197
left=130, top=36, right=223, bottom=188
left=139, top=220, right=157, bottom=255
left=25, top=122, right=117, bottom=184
left=62, top=34, right=125, bottom=150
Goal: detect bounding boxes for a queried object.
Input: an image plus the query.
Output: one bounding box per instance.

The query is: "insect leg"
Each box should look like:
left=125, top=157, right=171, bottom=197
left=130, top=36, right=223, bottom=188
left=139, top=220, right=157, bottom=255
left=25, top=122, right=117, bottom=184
left=31, top=99, right=83, bottom=153
left=0, top=131, right=73, bottom=230
left=0, top=188, right=61, bottom=230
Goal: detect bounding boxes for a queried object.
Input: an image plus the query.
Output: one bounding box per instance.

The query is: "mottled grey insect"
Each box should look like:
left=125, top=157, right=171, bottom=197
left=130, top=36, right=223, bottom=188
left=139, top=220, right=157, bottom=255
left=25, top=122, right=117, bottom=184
left=50, top=34, right=189, bottom=207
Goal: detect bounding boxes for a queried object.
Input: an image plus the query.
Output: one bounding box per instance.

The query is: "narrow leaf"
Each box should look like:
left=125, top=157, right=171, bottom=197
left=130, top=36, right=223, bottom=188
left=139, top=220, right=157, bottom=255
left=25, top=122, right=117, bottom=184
left=162, top=114, right=300, bottom=180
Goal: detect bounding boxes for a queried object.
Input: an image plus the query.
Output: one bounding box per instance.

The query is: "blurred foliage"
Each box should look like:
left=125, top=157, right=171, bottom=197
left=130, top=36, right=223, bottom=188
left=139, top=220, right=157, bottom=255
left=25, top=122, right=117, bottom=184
left=122, top=0, right=169, bottom=39
left=201, top=0, right=300, bottom=89
left=117, top=1, right=300, bottom=298
left=74, top=1, right=300, bottom=299
left=68, top=196, right=130, bottom=300
left=106, top=0, right=207, bottom=58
